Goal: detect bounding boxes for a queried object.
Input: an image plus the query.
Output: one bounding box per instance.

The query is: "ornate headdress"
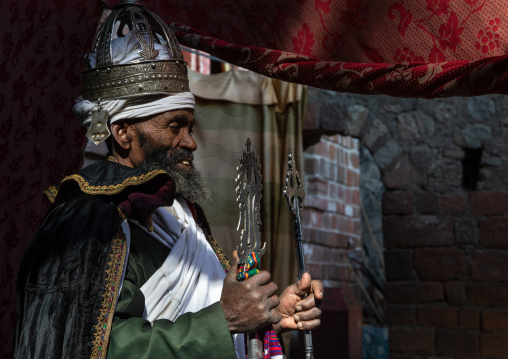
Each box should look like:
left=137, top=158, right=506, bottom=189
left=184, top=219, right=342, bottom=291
left=76, top=0, right=194, bottom=145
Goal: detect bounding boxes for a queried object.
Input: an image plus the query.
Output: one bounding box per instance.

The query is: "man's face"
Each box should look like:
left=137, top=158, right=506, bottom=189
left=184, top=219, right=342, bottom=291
left=130, top=109, right=210, bottom=203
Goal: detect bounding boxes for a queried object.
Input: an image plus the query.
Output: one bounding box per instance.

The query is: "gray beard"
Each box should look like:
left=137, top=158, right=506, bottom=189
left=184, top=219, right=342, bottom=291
left=137, top=134, right=211, bottom=204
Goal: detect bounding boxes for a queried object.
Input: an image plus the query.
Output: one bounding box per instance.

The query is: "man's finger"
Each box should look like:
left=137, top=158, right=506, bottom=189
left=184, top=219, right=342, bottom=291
left=226, top=250, right=240, bottom=281
left=247, top=270, right=272, bottom=286
left=311, top=279, right=325, bottom=300
left=293, top=272, right=312, bottom=297
left=294, top=307, right=321, bottom=322
left=295, top=293, right=316, bottom=311
left=296, top=318, right=321, bottom=331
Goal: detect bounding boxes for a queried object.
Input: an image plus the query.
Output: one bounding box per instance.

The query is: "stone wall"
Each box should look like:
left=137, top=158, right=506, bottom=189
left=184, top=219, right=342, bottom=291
left=305, top=86, right=508, bottom=358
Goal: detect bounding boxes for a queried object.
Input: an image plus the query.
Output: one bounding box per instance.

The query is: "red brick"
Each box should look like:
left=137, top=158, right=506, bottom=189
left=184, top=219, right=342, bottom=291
left=415, top=191, right=437, bottom=214
left=383, top=216, right=454, bottom=248
left=479, top=217, right=508, bottom=248
left=470, top=191, right=508, bottom=216
left=459, top=308, right=479, bottom=330
left=383, top=191, right=413, bottom=215
left=482, top=310, right=508, bottom=331
left=417, top=306, right=458, bottom=328
left=467, top=284, right=508, bottom=306
left=305, top=263, right=325, bottom=279
left=481, top=333, right=508, bottom=358
left=436, top=330, right=479, bottom=359
left=337, top=166, right=347, bottom=184
left=471, top=250, right=508, bottom=281
left=454, top=217, right=478, bottom=244
left=350, top=153, right=359, bottom=169
left=444, top=282, right=467, bottom=306
left=307, top=177, right=329, bottom=197
left=304, top=157, right=320, bottom=175
left=386, top=282, right=444, bottom=304
left=387, top=305, right=415, bottom=326
left=414, top=248, right=466, bottom=281
left=437, top=193, right=466, bottom=215
left=383, top=156, right=420, bottom=190
left=352, top=189, right=360, bottom=205
left=385, top=250, right=413, bottom=281
left=326, top=264, right=351, bottom=281
left=304, top=209, right=324, bottom=229
left=390, top=328, right=435, bottom=352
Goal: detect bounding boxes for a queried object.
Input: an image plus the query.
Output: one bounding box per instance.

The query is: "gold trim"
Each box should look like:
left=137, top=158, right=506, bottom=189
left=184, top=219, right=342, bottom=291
left=89, top=214, right=128, bottom=359
left=82, top=61, right=189, bottom=101
left=44, top=186, right=59, bottom=204
left=60, top=170, right=169, bottom=195
left=197, top=210, right=230, bottom=272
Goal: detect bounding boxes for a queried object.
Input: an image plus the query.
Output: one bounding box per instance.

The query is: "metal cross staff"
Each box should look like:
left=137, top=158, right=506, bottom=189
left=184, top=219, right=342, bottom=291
left=236, top=138, right=266, bottom=359
left=283, top=153, right=314, bottom=359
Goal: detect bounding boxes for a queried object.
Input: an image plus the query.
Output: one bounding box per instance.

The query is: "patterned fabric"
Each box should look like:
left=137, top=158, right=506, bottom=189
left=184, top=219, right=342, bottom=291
left=122, top=0, right=508, bottom=98
left=237, top=252, right=261, bottom=281
left=237, top=252, right=283, bottom=359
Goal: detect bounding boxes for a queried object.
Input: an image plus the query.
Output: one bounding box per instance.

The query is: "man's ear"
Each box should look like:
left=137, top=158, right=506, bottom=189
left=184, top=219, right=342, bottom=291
left=110, top=120, right=134, bottom=150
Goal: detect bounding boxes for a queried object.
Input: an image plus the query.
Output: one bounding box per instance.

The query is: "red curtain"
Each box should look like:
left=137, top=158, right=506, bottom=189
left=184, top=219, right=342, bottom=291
left=2, top=1, right=508, bottom=358
left=141, top=0, right=508, bottom=97
left=0, top=2, right=102, bottom=357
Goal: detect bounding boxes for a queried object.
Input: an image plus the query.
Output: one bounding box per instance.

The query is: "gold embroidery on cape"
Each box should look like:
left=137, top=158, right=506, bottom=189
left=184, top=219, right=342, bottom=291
left=61, top=170, right=168, bottom=195
left=89, top=211, right=128, bottom=359
left=197, top=211, right=230, bottom=272
left=44, top=186, right=59, bottom=203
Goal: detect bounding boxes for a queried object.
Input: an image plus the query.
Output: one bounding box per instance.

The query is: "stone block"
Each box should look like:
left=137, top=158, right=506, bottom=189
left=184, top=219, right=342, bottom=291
left=471, top=250, right=508, bottom=281
left=387, top=305, right=415, bottom=326
left=470, top=191, right=508, bottom=216
left=374, top=139, right=402, bottom=170
left=437, top=193, right=467, bottom=215
left=415, top=192, right=437, bottom=214
left=414, top=248, right=466, bottom=281
left=436, top=330, right=479, bottom=359
left=417, top=306, right=458, bottom=328
left=362, top=118, right=389, bottom=149
left=383, top=216, right=454, bottom=248
left=345, top=105, right=368, bottom=137
left=397, top=111, right=435, bottom=139
left=482, top=310, right=508, bottom=331
left=429, top=160, right=462, bottom=189
left=382, top=191, right=413, bottom=215
left=467, top=283, right=508, bottom=306
left=385, top=250, right=413, bottom=280
left=453, top=123, right=492, bottom=149
left=444, top=282, right=467, bottom=306
left=458, top=308, right=479, bottom=330
left=481, top=333, right=508, bottom=358
left=478, top=217, right=508, bottom=248
left=386, top=282, right=444, bottom=304
left=454, top=218, right=478, bottom=244
left=390, top=328, right=435, bottom=353
left=383, top=156, right=420, bottom=189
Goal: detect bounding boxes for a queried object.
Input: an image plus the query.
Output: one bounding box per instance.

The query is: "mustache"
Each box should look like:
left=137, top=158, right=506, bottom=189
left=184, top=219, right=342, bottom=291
left=168, top=148, right=194, bottom=165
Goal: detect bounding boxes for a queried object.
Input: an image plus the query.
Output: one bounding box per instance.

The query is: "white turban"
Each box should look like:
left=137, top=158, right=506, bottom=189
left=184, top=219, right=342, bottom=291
left=74, top=30, right=195, bottom=128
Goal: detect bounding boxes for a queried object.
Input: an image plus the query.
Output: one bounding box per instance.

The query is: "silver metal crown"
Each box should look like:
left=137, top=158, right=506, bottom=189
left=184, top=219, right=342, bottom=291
left=81, top=0, right=189, bottom=101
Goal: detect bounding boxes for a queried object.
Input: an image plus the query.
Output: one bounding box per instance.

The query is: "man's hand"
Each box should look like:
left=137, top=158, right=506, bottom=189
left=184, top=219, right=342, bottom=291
left=273, top=273, right=324, bottom=334
left=220, top=251, right=281, bottom=334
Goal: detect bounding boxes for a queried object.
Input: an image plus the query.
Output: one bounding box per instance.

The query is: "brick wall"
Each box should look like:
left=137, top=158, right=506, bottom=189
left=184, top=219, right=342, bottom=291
left=305, top=87, right=508, bottom=358
left=303, top=135, right=361, bottom=288
left=386, top=190, right=508, bottom=359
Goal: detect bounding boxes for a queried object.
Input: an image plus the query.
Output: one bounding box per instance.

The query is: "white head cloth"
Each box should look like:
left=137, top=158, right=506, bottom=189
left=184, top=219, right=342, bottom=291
left=73, top=30, right=195, bottom=128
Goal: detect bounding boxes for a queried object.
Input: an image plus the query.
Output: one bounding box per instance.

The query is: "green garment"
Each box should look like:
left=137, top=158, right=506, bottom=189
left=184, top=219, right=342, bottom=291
left=107, top=224, right=237, bottom=358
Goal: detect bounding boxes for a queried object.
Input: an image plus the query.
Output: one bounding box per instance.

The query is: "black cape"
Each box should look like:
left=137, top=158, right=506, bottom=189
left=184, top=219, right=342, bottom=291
left=14, top=160, right=177, bottom=359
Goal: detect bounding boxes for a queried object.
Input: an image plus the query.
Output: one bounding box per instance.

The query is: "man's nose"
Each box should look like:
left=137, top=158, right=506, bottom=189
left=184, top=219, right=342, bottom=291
left=180, top=131, right=197, bottom=151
